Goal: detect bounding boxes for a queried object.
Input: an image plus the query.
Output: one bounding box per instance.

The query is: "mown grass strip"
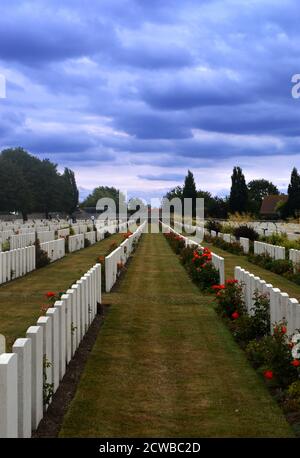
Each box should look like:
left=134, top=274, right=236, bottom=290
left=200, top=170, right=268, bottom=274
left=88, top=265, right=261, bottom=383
left=0, top=233, right=124, bottom=349
left=60, top=233, right=293, bottom=437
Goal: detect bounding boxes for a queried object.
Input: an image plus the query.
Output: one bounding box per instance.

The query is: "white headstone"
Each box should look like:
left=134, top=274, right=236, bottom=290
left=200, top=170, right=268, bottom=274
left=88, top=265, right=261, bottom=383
left=0, top=353, right=18, bottom=438
left=26, top=325, right=43, bottom=430
left=12, top=338, right=32, bottom=438
left=0, top=334, right=5, bottom=354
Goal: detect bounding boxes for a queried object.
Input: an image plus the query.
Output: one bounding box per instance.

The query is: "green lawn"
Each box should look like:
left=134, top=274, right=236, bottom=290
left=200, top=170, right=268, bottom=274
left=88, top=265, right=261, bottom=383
left=0, top=233, right=123, bottom=350
left=60, top=232, right=293, bottom=437
left=204, top=241, right=300, bottom=301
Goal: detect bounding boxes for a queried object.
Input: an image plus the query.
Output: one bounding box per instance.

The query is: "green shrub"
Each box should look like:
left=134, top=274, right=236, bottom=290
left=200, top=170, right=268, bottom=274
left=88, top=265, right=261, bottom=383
left=231, top=291, right=270, bottom=346
left=261, top=232, right=300, bottom=251
left=233, top=225, right=259, bottom=242
left=250, top=291, right=271, bottom=336
left=165, top=232, right=186, bottom=254
left=270, top=259, right=292, bottom=275
left=230, top=314, right=258, bottom=346
left=84, top=238, right=91, bottom=248
left=213, top=237, right=244, bottom=255
left=248, top=253, right=292, bottom=275
left=287, top=380, right=300, bottom=401
left=284, top=271, right=300, bottom=285
left=35, top=239, right=50, bottom=269
left=166, top=233, right=219, bottom=291
left=283, top=380, right=300, bottom=412
left=246, top=323, right=298, bottom=388
left=220, top=223, right=235, bottom=234
left=64, top=236, right=69, bottom=254
left=205, top=220, right=221, bottom=233
left=189, top=262, right=219, bottom=291
left=179, top=246, right=194, bottom=266
left=213, top=279, right=246, bottom=319
left=2, top=240, right=10, bottom=252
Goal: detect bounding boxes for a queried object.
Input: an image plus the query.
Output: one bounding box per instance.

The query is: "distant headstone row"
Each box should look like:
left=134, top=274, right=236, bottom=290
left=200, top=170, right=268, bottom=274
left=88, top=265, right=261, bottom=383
left=0, top=246, right=36, bottom=284
left=105, top=222, right=147, bottom=292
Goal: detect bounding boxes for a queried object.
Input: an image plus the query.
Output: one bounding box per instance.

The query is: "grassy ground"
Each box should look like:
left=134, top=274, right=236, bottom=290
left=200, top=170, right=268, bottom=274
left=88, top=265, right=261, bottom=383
left=0, top=233, right=123, bottom=350
left=60, top=232, right=293, bottom=437
left=204, top=241, right=300, bottom=301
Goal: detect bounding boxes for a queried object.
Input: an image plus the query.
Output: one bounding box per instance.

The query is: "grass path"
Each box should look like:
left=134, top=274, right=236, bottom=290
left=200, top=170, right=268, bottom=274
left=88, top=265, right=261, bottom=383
left=204, top=241, right=300, bottom=301
left=60, top=232, right=293, bottom=437
left=0, top=233, right=124, bottom=350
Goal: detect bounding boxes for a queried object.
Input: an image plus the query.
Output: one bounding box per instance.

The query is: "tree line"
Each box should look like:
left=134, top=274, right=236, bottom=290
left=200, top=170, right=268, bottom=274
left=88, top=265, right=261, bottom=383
left=165, top=167, right=300, bottom=219
left=0, top=148, right=79, bottom=220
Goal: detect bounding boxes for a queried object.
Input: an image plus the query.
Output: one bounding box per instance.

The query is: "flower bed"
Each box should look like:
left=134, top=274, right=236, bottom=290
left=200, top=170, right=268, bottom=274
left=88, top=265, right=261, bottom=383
left=212, top=279, right=300, bottom=433
left=205, top=233, right=244, bottom=255
left=206, top=232, right=300, bottom=287
left=165, top=231, right=219, bottom=290
left=247, top=252, right=300, bottom=286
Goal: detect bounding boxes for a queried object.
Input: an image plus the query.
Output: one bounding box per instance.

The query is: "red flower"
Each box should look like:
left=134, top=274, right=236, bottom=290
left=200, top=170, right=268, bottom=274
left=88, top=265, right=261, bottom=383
left=231, top=311, right=239, bottom=320
left=46, top=292, right=55, bottom=298
left=212, top=284, right=225, bottom=291
left=226, top=279, right=238, bottom=285
left=274, top=325, right=287, bottom=335
left=212, top=285, right=221, bottom=290
left=292, top=360, right=300, bottom=367
left=264, top=370, right=273, bottom=380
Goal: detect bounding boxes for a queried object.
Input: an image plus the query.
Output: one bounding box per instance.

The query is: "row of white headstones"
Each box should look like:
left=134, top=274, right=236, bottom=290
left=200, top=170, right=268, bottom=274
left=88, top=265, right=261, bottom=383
left=210, top=230, right=300, bottom=269
left=235, top=266, right=300, bottom=338
left=0, top=222, right=127, bottom=286
left=0, top=222, right=145, bottom=438
left=167, top=222, right=300, bottom=343
left=105, top=221, right=147, bottom=292
left=0, top=218, right=124, bottom=251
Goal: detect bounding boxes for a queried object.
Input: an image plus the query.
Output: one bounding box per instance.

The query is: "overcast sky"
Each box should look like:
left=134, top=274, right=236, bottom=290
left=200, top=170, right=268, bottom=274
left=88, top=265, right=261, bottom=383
left=0, top=0, right=299, bottom=201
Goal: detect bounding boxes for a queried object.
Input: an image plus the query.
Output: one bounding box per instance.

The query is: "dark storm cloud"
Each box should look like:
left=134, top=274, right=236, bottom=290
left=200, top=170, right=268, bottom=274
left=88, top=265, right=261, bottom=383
left=0, top=0, right=300, bottom=195
left=138, top=173, right=185, bottom=182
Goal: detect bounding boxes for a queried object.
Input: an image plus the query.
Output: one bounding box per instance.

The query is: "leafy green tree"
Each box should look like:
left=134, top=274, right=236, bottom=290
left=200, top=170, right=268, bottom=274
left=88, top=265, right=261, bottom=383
left=61, top=168, right=79, bottom=214
left=128, top=197, right=147, bottom=214
left=165, top=186, right=183, bottom=200
left=81, top=186, right=126, bottom=213
left=0, top=147, right=79, bottom=219
left=35, top=159, right=62, bottom=218
left=286, top=168, right=300, bottom=217
left=206, top=196, right=229, bottom=219
left=229, top=166, right=248, bottom=214
left=0, top=149, right=36, bottom=219
left=0, top=157, right=32, bottom=218
left=182, top=170, right=197, bottom=217
left=248, top=179, right=279, bottom=214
